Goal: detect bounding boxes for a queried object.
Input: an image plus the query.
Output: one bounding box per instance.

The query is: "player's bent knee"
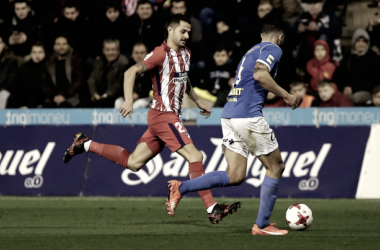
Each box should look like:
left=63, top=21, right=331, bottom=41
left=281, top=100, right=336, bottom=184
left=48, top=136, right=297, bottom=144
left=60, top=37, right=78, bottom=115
left=187, top=150, right=203, bottom=163
left=127, top=161, right=143, bottom=172
left=227, top=172, right=246, bottom=186
left=229, top=176, right=245, bottom=186
left=272, top=162, right=285, bottom=178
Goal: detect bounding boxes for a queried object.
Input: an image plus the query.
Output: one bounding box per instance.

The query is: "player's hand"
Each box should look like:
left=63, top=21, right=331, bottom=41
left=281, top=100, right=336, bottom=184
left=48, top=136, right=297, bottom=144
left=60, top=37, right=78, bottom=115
left=298, top=23, right=306, bottom=33
left=307, top=21, right=317, bottom=31
left=18, top=32, right=27, bottom=43
left=196, top=100, right=212, bottom=119
left=9, top=34, right=18, bottom=45
left=54, top=95, right=66, bottom=105
left=369, top=16, right=380, bottom=27
left=284, top=93, right=300, bottom=110
left=93, top=93, right=101, bottom=100
left=119, top=99, right=133, bottom=118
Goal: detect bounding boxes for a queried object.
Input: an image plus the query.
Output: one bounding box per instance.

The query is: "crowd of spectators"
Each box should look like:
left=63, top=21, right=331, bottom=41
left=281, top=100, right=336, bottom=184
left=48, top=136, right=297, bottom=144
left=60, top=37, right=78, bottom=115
left=1, top=0, right=380, bottom=109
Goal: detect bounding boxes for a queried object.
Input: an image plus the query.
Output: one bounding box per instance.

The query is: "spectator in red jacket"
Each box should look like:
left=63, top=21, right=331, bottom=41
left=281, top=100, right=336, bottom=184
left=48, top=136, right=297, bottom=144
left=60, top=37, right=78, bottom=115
left=306, top=39, right=337, bottom=92
left=318, top=80, right=353, bottom=107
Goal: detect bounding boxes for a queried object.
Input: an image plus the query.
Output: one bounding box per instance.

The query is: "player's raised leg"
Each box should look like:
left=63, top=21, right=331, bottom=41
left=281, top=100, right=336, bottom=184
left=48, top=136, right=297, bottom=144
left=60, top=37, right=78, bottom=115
left=63, top=131, right=159, bottom=172
left=251, top=148, right=288, bottom=235
left=174, top=144, right=242, bottom=224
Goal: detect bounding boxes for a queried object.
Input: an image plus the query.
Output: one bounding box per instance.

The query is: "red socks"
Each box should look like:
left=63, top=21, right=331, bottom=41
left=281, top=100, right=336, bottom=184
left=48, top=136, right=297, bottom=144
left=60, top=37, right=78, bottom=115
left=189, top=161, right=217, bottom=209
left=89, top=142, right=130, bottom=168
left=88, top=143, right=216, bottom=209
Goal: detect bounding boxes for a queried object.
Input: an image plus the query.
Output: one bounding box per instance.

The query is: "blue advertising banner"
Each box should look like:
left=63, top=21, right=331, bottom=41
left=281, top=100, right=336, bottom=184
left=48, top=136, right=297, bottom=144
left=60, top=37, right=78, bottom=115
left=82, top=126, right=369, bottom=198
left=1, top=108, right=380, bottom=126
left=0, top=126, right=93, bottom=195
left=0, top=125, right=370, bottom=198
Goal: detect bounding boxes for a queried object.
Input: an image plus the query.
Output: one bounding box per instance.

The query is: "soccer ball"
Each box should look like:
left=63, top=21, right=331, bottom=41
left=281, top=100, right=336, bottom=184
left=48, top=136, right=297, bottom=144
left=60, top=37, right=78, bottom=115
left=285, top=203, right=313, bottom=231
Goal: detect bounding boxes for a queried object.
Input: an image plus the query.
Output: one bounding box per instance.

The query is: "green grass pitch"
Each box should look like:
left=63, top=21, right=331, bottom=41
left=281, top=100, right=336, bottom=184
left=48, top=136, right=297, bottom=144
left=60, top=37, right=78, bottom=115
left=0, top=197, right=379, bottom=250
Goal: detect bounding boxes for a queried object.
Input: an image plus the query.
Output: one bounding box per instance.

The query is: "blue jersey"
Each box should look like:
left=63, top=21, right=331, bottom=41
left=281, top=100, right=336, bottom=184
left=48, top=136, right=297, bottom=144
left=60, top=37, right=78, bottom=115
left=222, top=42, right=282, bottom=118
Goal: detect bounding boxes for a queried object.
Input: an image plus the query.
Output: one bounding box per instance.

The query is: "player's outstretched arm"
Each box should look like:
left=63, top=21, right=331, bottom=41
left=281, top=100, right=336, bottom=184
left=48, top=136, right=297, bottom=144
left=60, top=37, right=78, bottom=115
left=119, top=62, right=149, bottom=118
left=186, top=77, right=212, bottom=119
left=253, top=62, right=300, bottom=110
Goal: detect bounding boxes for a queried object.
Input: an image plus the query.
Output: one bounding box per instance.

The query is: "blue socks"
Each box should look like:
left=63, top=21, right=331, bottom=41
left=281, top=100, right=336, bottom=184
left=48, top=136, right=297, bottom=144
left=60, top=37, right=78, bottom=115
left=179, top=171, right=230, bottom=195
left=256, top=176, right=280, bottom=229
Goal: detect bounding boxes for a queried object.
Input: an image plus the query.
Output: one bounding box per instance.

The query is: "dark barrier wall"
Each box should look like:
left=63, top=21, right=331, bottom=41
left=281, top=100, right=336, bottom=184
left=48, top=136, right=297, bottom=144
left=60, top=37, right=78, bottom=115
left=0, top=125, right=370, bottom=198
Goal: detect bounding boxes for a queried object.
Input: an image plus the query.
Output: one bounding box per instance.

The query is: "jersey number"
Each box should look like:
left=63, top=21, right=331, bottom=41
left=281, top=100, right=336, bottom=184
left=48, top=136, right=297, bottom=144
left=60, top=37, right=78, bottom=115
left=175, top=122, right=186, bottom=133
left=234, top=57, right=246, bottom=86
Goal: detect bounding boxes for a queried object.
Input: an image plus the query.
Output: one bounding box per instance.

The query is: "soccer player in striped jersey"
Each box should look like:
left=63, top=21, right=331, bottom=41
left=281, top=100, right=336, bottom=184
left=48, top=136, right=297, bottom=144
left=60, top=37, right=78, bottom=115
left=165, top=18, right=301, bottom=235
left=63, top=14, right=241, bottom=224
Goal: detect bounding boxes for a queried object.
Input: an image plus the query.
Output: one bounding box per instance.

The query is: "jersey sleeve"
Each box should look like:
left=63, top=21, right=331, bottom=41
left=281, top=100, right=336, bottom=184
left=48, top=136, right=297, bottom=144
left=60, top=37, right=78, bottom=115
left=256, top=45, right=283, bottom=72
left=141, top=47, right=166, bottom=70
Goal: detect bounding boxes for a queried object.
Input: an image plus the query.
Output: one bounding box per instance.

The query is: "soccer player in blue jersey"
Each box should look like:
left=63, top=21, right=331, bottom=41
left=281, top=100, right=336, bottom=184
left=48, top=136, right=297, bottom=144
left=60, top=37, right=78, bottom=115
left=165, top=20, right=300, bottom=235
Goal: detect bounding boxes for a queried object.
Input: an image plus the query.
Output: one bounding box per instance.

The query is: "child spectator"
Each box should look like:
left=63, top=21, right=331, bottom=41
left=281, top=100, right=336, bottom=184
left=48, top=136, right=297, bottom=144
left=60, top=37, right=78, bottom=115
left=306, top=39, right=336, bottom=92
left=7, top=42, right=46, bottom=108
left=88, top=39, right=129, bottom=108
left=202, top=45, right=235, bottom=107
left=368, top=85, right=380, bottom=107
left=318, top=80, right=353, bottom=107
left=289, top=80, right=315, bottom=107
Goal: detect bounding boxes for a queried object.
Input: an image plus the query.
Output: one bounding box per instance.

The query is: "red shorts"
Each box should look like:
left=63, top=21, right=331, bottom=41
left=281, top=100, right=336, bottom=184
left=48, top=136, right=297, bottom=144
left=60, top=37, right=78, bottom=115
left=137, top=109, right=193, bottom=155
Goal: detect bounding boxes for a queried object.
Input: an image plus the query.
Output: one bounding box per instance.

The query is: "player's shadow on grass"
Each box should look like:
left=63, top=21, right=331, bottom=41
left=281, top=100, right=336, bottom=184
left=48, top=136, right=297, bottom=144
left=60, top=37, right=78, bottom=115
left=131, top=220, right=204, bottom=226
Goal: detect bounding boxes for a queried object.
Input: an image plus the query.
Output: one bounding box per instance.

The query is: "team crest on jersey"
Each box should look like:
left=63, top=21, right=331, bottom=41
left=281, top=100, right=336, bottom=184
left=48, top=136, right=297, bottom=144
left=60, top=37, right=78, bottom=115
left=144, top=52, right=153, bottom=61
left=266, top=55, right=275, bottom=64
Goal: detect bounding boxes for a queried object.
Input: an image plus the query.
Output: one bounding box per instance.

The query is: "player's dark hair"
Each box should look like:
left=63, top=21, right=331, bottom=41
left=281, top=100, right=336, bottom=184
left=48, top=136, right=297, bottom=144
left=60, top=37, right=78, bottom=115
left=105, top=0, right=122, bottom=12
left=103, top=39, right=120, bottom=50
left=373, top=85, right=380, bottom=95
left=137, top=0, right=153, bottom=9
left=258, top=1, right=272, bottom=7
left=289, top=75, right=306, bottom=88
left=289, top=82, right=306, bottom=88
left=31, top=41, right=45, bottom=51
left=168, top=14, right=191, bottom=28
left=318, top=80, right=334, bottom=88
left=261, top=13, right=284, bottom=35
left=134, top=42, right=147, bottom=49
left=13, top=0, right=30, bottom=7
left=214, top=45, right=227, bottom=53
left=54, top=36, right=69, bottom=45
left=64, top=0, right=80, bottom=10
left=171, top=0, right=186, bottom=9
left=130, top=41, right=147, bottom=55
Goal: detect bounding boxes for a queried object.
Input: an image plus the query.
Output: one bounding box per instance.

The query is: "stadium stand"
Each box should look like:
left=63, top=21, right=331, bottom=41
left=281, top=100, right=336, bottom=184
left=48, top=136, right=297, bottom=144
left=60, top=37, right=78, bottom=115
left=0, top=0, right=379, bottom=108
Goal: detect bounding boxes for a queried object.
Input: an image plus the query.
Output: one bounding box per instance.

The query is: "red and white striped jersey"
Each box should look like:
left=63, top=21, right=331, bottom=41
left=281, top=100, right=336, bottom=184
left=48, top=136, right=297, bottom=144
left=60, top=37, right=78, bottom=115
left=142, top=40, right=191, bottom=116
